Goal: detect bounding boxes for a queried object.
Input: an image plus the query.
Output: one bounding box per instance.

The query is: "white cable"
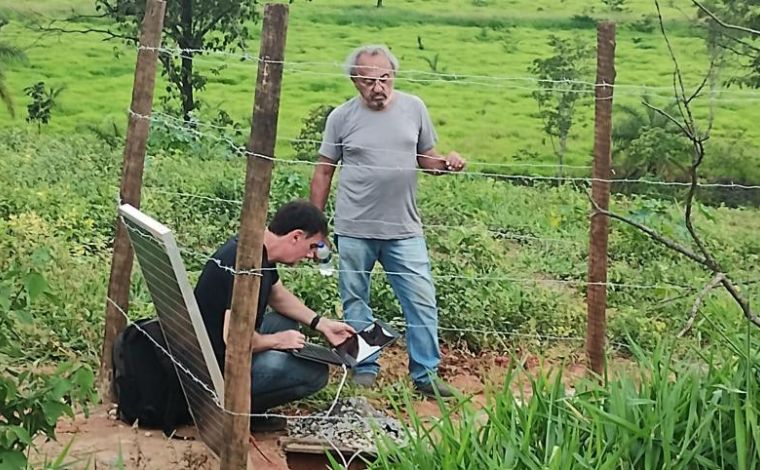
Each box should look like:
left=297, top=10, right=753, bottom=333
left=325, top=365, right=349, bottom=417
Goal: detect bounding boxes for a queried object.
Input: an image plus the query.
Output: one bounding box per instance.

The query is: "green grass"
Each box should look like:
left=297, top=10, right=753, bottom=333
left=369, top=320, right=760, bottom=469
left=1, top=0, right=759, bottom=175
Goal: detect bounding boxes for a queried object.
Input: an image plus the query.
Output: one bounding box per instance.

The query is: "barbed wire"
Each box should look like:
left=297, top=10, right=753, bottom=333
left=133, top=109, right=593, bottom=180
left=137, top=45, right=760, bottom=101
left=123, top=190, right=696, bottom=294
left=148, top=110, right=595, bottom=171
left=133, top=109, right=760, bottom=190
left=168, top=238, right=692, bottom=292
left=142, top=187, right=585, bottom=246
left=135, top=49, right=578, bottom=107
left=119, top=202, right=694, bottom=292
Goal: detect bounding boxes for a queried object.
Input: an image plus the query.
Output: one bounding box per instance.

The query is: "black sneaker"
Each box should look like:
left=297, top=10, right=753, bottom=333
left=414, top=379, right=458, bottom=398
left=250, top=415, right=287, bottom=433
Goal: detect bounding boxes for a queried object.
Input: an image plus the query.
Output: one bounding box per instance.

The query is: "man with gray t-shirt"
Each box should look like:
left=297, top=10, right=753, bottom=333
left=310, top=44, right=466, bottom=398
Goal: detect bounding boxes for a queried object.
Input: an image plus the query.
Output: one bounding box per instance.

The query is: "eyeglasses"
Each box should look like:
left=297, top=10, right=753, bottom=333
left=353, top=74, right=392, bottom=88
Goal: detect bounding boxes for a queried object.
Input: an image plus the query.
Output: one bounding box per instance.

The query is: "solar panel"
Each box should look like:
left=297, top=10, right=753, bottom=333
left=118, top=203, right=226, bottom=458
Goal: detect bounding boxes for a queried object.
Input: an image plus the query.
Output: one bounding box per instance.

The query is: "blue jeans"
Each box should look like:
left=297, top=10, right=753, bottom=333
left=337, top=235, right=440, bottom=385
left=250, top=311, right=328, bottom=412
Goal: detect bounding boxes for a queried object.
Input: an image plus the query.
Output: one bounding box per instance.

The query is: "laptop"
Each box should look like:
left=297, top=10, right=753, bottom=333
left=292, top=319, right=400, bottom=367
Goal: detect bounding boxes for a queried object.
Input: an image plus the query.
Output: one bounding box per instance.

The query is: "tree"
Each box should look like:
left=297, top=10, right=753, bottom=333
left=24, top=81, right=64, bottom=132
left=594, top=0, right=760, bottom=332
left=601, top=0, right=628, bottom=13
left=528, top=35, right=592, bottom=177
left=0, top=15, right=27, bottom=118
left=291, top=104, right=335, bottom=161
left=694, top=0, right=760, bottom=88
left=93, top=0, right=259, bottom=121
left=612, top=95, right=690, bottom=179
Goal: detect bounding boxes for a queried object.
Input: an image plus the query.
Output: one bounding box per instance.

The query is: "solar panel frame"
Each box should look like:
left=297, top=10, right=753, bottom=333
left=118, top=203, right=228, bottom=458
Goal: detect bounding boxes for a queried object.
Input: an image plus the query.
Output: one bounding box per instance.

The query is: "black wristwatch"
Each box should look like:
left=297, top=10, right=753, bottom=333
left=309, top=314, right=322, bottom=330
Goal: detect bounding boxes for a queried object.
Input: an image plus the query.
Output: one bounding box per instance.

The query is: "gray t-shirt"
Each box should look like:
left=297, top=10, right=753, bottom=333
left=319, top=91, right=437, bottom=240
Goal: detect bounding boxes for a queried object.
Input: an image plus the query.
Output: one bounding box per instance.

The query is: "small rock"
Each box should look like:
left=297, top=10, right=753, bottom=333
left=288, top=398, right=410, bottom=452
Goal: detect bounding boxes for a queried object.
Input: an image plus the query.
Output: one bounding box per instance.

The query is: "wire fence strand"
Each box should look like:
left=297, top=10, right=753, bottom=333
left=137, top=45, right=760, bottom=102
left=131, top=109, right=760, bottom=190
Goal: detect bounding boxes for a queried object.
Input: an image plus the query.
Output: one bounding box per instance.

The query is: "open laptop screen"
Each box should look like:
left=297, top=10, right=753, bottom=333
left=334, top=320, right=398, bottom=365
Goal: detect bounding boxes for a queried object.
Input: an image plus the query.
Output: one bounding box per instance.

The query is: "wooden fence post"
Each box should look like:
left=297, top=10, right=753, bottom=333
left=98, top=0, right=166, bottom=401
left=220, top=4, right=289, bottom=469
left=586, top=22, right=616, bottom=377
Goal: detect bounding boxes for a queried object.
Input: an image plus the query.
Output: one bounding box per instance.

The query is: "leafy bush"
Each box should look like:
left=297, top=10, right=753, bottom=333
left=0, top=262, right=96, bottom=469
left=291, top=104, right=335, bottom=161
left=24, top=82, right=64, bottom=132
left=0, top=364, right=95, bottom=469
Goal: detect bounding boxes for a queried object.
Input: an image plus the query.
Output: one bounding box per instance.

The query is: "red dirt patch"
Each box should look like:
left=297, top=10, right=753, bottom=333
left=33, top=345, right=634, bottom=468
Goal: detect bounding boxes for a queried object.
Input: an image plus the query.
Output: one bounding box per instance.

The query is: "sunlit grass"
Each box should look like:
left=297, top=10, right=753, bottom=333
left=1, top=0, right=759, bottom=174
left=369, top=319, right=760, bottom=469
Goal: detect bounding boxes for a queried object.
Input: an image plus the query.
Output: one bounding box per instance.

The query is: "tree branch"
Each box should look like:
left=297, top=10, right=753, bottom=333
left=705, top=56, right=722, bottom=137
left=198, top=8, right=235, bottom=39
left=601, top=1, right=760, bottom=332
left=682, top=142, right=721, bottom=271
left=656, top=0, right=721, bottom=273
left=641, top=101, right=689, bottom=136
left=720, top=276, right=760, bottom=327
left=692, top=0, right=760, bottom=37
left=685, top=65, right=710, bottom=105
left=678, top=273, right=724, bottom=337
left=30, top=19, right=136, bottom=43
left=587, top=192, right=709, bottom=265
left=719, top=30, right=760, bottom=54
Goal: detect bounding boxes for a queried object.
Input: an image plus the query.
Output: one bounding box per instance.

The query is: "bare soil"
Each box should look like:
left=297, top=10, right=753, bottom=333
left=33, top=345, right=633, bottom=469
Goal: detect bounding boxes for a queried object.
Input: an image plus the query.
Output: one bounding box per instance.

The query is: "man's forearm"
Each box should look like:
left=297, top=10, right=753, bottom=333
left=310, top=171, right=332, bottom=210
left=418, top=153, right=447, bottom=175
left=250, top=332, right=276, bottom=353
left=268, top=285, right=317, bottom=326
left=224, top=310, right=276, bottom=353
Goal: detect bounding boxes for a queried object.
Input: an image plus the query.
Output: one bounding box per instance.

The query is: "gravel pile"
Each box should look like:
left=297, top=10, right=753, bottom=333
left=287, top=397, right=408, bottom=452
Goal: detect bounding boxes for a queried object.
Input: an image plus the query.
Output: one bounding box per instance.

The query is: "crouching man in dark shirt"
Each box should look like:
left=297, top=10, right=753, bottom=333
left=194, top=199, right=354, bottom=432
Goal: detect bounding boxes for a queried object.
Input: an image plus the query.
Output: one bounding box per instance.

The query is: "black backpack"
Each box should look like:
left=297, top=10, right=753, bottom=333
left=112, top=318, right=193, bottom=438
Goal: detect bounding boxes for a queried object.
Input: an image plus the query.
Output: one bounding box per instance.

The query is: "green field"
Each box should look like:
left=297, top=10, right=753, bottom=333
left=2, top=0, right=760, bottom=174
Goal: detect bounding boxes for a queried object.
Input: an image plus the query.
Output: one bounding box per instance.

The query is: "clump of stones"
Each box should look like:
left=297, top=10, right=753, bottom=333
left=288, top=397, right=410, bottom=452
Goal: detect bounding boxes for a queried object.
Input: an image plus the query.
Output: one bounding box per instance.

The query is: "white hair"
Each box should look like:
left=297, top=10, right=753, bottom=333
left=344, top=45, right=399, bottom=77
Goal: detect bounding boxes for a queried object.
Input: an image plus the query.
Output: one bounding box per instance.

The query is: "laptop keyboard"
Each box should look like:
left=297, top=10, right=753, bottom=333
left=297, top=343, right=344, bottom=365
